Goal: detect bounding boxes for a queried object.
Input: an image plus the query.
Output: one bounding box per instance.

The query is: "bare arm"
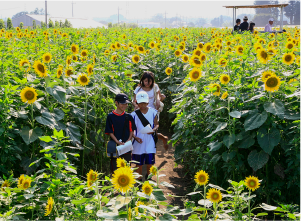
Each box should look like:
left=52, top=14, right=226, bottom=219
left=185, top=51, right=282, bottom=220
left=147, top=115, right=159, bottom=134
left=132, top=94, right=138, bottom=110
left=109, top=133, right=124, bottom=145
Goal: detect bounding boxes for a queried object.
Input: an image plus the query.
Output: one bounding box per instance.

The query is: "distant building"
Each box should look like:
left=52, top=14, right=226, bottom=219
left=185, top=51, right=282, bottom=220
left=138, top=22, right=160, bottom=28
left=12, top=14, right=107, bottom=28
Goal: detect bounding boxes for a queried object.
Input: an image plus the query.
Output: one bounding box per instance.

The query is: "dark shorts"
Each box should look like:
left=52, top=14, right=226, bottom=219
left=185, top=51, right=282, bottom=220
left=132, top=153, right=155, bottom=166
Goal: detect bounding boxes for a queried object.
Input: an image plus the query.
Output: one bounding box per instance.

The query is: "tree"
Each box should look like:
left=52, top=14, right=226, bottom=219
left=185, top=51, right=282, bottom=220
left=6, top=18, right=12, bottom=29
left=55, top=21, right=59, bottom=28
left=108, top=22, right=112, bottom=28
left=19, top=22, right=24, bottom=29
left=284, top=0, right=300, bottom=24
left=59, top=20, right=63, bottom=28
left=195, top=18, right=206, bottom=27
left=41, top=21, right=45, bottom=28
left=33, top=20, right=36, bottom=29
left=48, top=19, right=54, bottom=28
left=0, top=19, right=4, bottom=29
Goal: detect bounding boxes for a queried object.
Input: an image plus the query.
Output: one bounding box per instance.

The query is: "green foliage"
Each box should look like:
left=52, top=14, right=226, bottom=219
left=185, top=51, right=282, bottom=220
left=19, top=22, right=24, bottom=29
left=32, top=20, right=36, bottom=29
left=0, top=19, right=4, bottom=29
left=48, top=19, right=54, bottom=28
left=6, top=18, right=12, bottom=29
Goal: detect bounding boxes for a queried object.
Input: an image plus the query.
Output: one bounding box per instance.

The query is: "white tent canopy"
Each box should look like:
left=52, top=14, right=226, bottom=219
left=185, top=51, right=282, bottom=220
left=223, top=4, right=289, bottom=31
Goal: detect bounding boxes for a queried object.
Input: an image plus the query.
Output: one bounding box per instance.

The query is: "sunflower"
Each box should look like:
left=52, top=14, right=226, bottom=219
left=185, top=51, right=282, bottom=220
left=115, top=42, right=121, bottom=49
left=104, top=49, right=110, bottom=56
left=226, top=41, right=231, bottom=46
left=178, top=44, right=185, bottom=51
left=189, top=68, right=202, bottom=82
left=19, top=178, right=31, bottom=190
left=209, top=83, right=221, bottom=96
left=203, top=43, right=212, bottom=53
left=71, top=44, right=79, bottom=54
left=44, top=197, right=54, bottom=216
left=236, top=45, right=244, bottom=55
left=218, top=58, right=227, bottom=67
left=261, top=70, right=275, bottom=81
left=244, top=176, right=260, bottom=191
left=193, top=49, right=202, bottom=57
left=87, top=169, right=98, bottom=182
left=33, top=60, right=47, bottom=77
left=182, top=54, right=189, bottom=63
left=111, top=55, right=118, bottom=62
left=219, top=74, right=230, bottom=84
left=146, top=49, right=150, bottom=54
left=117, top=158, right=128, bottom=168
left=121, top=34, right=126, bottom=39
left=132, top=55, right=140, bottom=64
left=65, top=67, right=74, bottom=77
left=267, top=48, right=277, bottom=57
left=282, top=52, right=295, bottom=65
left=128, top=207, right=132, bottom=221
left=66, top=56, right=72, bottom=66
left=149, top=41, right=155, bottom=49
left=257, top=49, right=270, bottom=64
left=19, top=59, right=31, bottom=71
left=288, top=78, right=298, bottom=84
left=149, top=165, right=158, bottom=176
left=142, top=181, right=153, bottom=196
left=197, top=42, right=203, bottom=49
left=42, top=52, right=52, bottom=63
left=62, top=33, right=68, bottom=38
left=110, top=44, right=116, bottom=50
left=219, top=90, right=228, bottom=99
left=71, top=55, right=78, bottom=62
left=111, top=167, right=135, bottom=193
left=285, top=42, right=294, bottom=50
left=87, top=180, right=94, bottom=188
left=296, top=56, right=300, bottom=66
left=194, top=170, right=209, bottom=185
left=20, top=87, right=38, bottom=104
left=264, top=75, right=281, bottom=92
left=165, top=67, right=172, bottom=75
left=1, top=180, right=10, bottom=191
left=206, top=188, right=222, bottom=203
left=17, top=174, right=25, bottom=188
left=174, top=49, right=182, bottom=57
left=257, top=38, right=266, bottom=45
left=77, top=73, right=90, bottom=86
left=81, top=49, right=88, bottom=57
left=189, top=55, right=202, bottom=67
left=53, top=29, right=57, bottom=34
left=86, top=64, right=94, bottom=75
left=137, top=46, right=145, bottom=53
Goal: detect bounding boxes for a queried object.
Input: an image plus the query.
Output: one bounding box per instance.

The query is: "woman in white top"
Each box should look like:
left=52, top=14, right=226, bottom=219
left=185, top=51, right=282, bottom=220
left=132, top=71, right=169, bottom=150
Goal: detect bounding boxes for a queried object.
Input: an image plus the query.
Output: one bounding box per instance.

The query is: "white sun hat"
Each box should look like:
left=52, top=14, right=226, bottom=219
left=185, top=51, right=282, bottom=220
left=136, top=91, right=149, bottom=103
left=269, top=18, right=274, bottom=21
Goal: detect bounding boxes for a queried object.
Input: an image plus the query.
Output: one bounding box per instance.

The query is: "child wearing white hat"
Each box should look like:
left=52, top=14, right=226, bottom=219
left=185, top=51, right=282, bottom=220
left=264, top=18, right=274, bottom=32
left=131, top=91, right=159, bottom=181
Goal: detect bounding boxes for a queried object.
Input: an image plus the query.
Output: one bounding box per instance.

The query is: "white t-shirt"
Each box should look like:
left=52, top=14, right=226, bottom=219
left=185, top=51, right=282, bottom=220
left=131, top=107, right=158, bottom=154
left=134, top=84, right=159, bottom=109
left=264, top=23, right=273, bottom=32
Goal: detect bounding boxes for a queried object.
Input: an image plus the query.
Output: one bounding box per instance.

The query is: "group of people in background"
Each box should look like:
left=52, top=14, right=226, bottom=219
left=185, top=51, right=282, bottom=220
left=233, top=15, right=275, bottom=33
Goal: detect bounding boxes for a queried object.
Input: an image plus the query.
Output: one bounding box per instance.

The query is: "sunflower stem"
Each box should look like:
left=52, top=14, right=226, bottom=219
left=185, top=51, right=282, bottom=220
left=82, top=86, right=87, bottom=176
left=126, top=190, right=128, bottom=217
left=248, top=189, right=251, bottom=220
left=53, top=199, right=59, bottom=217
left=96, top=179, right=102, bottom=211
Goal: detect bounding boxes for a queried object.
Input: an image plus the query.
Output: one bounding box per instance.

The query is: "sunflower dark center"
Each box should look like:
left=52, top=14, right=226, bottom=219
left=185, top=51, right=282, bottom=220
left=80, top=76, right=88, bottom=83
left=37, top=64, right=45, bottom=73
left=24, top=182, right=29, bottom=188
left=67, top=70, right=72, bottom=76
left=193, top=71, right=199, bottom=79
left=213, top=193, right=218, bottom=199
left=238, top=47, right=243, bottom=52
left=72, top=46, right=76, bottom=52
left=145, top=187, right=151, bottom=194
left=266, top=77, right=278, bottom=87
left=45, top=56, right=50, bottom=61
left=287, top=44, right=293, bottom=49
left=82, top=51, right=87, bottom=56
left=194, top=58, right=201, bottom=65
left=223, top=76, right=228, bottom=81
left=134, top=56, right=139, bottom=62
left=285, top=55, right=292, bottom=62
left=195, top=51, right=201, bottom=56
left=249, top=181, right=255, bottom=187
left=199, top=175, right=205, bottom=181
left=261, top=51, right=267, bottom=59
left=118, top=176, right=129, bottom=186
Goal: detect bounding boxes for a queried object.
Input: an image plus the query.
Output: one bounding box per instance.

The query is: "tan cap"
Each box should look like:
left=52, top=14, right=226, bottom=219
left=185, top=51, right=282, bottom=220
left=243, top=16, right=248, bottom=20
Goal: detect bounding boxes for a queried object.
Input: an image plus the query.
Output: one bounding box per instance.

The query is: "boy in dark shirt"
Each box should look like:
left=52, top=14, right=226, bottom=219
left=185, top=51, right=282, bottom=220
left=239, top=16, right=249, bottom=32
left=105, top=93, right=136, bottom=172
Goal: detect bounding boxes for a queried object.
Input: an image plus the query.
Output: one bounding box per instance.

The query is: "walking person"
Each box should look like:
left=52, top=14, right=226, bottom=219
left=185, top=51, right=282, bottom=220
left=105, top=93, right=136, bottom=173
left=239, top=16, right=249, bottom=32
left=264, top=18, right=274, bottom=32
left=248, top=21, right=256, bottom=33
left=131, top=91, right=159, bottom=181
left=233, top=18, right=241, bottom=33
left=132, top=71, right=169, bottom=150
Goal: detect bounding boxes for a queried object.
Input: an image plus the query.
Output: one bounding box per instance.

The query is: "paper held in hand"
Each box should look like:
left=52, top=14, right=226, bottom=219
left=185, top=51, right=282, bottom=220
left=116, top=141, right=133, bottom=156
left=139, top=124, right=153, bottom=134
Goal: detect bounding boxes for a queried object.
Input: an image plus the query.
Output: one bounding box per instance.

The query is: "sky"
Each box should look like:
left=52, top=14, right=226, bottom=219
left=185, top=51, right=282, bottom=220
left=0, top=0, right=288, bottom=20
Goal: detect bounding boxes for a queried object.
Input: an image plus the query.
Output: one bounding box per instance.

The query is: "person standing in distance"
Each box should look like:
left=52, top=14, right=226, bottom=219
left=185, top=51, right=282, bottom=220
left=239, top=16, right=249, bottom=32
left=233, top=18, right=241, bottom=33
left=264, top=18, right=274, bottom=32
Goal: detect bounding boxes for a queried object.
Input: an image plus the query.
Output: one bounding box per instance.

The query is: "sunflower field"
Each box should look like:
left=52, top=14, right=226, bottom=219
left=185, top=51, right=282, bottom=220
left=0, top=25, right=300, bottom=220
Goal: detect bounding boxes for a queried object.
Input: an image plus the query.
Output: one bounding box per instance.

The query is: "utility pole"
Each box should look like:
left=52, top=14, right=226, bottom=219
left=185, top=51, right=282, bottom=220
left=118, top=7, right=119, bottom=25
left=45, top=0, right=47, bottom=28
left=72, top=1, right=76, bottom=17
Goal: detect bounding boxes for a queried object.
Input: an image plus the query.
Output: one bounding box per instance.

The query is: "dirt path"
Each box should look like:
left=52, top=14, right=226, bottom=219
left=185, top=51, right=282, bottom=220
left=141, top=130, right=190, bottom=209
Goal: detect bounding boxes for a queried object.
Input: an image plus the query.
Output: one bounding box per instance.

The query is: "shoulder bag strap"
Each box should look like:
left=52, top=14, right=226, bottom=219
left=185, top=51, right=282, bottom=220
left=122, top=114, right=129, bottom=142
left=135, top=110, right=150, bottom=127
